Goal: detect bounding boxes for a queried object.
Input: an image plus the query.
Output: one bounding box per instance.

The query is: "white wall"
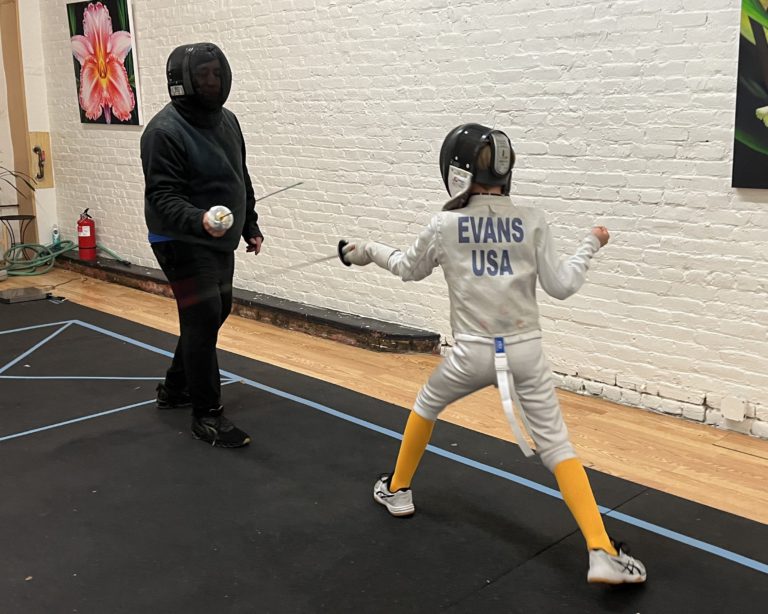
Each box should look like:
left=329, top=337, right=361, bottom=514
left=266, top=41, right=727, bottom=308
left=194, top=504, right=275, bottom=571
left=30, top=0, right=768, bottom=437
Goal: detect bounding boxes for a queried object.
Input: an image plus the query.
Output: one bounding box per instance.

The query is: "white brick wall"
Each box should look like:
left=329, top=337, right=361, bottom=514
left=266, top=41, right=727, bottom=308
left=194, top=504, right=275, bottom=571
left=31, top=0, right=768, bottom=437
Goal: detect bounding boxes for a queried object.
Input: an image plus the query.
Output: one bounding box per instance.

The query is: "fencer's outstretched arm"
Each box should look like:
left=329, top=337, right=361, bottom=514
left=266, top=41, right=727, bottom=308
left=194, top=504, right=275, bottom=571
left=536, top=225, right=603, bottom=299
left=341, top=218, right=439, bottom=281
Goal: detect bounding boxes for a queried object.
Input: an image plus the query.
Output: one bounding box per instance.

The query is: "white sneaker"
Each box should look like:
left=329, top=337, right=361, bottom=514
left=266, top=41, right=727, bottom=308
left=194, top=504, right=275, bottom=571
left=588, top=540, right=647, bottom=584
left=373, top=474, right=415, bottom=517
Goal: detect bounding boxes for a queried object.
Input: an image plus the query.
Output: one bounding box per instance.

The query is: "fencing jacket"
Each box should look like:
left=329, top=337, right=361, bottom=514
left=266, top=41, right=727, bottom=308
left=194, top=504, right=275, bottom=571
left=372, top=194, right=601, bottom=338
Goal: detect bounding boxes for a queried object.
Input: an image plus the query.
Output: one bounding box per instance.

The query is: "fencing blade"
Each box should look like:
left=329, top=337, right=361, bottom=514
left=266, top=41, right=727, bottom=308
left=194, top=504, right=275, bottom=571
left=284, top=253, right=339, bottom=271
left=284, top=241, right=349, bottom=271
left=254, top=181, right=304, bottom=203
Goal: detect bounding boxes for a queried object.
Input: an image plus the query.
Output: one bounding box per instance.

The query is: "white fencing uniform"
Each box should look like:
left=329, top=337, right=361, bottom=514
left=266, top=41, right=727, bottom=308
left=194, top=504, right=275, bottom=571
left=366, top=194, right=602, bottom=471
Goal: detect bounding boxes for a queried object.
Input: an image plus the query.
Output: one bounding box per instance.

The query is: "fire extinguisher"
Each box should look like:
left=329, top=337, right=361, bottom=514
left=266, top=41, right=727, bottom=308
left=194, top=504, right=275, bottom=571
left=77, top=208, right=97, bottom=261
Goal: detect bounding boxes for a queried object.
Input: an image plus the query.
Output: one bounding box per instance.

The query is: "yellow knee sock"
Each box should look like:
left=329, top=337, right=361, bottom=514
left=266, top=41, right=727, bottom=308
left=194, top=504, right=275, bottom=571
left=389, top=411, right=435, bottom=492
left=554, top=458, right=617, bottom=554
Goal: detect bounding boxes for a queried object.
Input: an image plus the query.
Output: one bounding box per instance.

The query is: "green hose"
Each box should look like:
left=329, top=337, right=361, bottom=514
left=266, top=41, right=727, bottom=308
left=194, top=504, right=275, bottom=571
left=1, top=241, right=76, bottom=276
left=1, top=240, right=130, bottom=276
left=95, top=243, right=131, bottom=266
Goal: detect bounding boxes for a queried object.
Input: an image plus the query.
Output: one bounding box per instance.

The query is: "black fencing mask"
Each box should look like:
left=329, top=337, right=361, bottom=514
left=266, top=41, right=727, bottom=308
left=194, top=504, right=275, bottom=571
left=166, top=43, right=232, bottom=125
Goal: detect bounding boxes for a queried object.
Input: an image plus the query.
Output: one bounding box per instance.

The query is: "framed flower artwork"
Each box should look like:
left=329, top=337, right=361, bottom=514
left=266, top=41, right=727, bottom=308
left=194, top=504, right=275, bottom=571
left=733, top=0, right=768, bottom=188
left=67, top=0, right=143, bottom=126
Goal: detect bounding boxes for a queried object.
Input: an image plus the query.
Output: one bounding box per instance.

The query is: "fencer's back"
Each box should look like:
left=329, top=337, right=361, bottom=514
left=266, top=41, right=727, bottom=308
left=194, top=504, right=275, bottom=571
left=436, top=195, right=545, bottom=338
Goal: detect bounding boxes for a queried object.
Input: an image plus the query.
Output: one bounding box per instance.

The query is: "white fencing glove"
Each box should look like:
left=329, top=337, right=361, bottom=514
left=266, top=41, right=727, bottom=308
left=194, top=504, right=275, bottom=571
left=205, top=205, right=234, bottom=231
left=339, top=239, right=397, bottom=269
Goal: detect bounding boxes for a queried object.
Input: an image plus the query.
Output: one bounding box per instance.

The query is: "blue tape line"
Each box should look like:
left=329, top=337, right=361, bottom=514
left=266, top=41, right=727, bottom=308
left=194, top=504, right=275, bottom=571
left=73, top=320, right=175, bottom=358
left=605, top=511, right=768, bottom=574
left=2, top=319, right=765, bottom=575
left=0, top=320, right=76, bottom=336
left=216, top=381, right=768, bottom=575
left=0, top=322, right=74, bottom=375
left=0, top=400, right=155, bottom=442
left=0, top=376, right=162, bottom=381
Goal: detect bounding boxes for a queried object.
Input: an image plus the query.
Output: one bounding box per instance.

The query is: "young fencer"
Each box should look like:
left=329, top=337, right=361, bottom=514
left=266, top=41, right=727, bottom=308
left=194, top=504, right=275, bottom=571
left=340, top=123, right=646, bottom=584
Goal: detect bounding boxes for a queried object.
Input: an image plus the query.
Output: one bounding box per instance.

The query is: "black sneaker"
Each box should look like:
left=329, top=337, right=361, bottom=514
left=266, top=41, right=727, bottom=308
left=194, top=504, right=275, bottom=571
left=156, top=382, right=192, bottom=409
left=191, top=410, right=251, bottom=448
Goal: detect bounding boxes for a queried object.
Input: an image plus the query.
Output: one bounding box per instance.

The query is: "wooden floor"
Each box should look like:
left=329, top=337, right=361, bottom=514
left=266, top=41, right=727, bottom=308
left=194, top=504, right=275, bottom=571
left=3, top=269, right=767, bottom=524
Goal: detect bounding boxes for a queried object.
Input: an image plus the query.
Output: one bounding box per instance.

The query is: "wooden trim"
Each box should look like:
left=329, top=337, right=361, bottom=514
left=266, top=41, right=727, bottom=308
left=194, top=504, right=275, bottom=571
left=0, top=0, right=37, bottom=242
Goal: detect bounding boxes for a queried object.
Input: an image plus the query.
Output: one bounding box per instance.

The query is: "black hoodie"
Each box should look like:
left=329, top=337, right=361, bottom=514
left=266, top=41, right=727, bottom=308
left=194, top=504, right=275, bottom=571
left=141, top=43, right=261, bottom=251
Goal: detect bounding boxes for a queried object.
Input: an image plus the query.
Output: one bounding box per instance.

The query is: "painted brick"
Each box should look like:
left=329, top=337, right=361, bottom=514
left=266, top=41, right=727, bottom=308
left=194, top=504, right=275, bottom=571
left=751, top=421, right=768, bottom=440
left=640, top=394, right=664, bottom=412
left=620, top=389, right=643, bottom=406
left=705, top=410, right=724, bottom=427
left=562, top=376, right=585, bottom=393
left=584, top=381, right=604, bottom=396
left=756, top=405, right=768, bottom=423
left=682, top=406, right=706, bottom=422
left=20, top=0, right=765, bottom=439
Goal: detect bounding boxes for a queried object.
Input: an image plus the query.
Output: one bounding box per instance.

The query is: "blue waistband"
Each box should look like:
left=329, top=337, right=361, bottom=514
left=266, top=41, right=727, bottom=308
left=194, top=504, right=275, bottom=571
left=148, top=232, right=173, bottom=244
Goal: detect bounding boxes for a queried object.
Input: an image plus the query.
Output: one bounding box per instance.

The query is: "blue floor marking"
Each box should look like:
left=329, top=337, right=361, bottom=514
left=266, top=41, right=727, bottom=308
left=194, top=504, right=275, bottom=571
left=0, top=320, right=75, bottom=336
left=606, top=511, right=767, bottom=573
left=0, top=376, right=162, bottom=381
left=0, top=400, right=156, bottom=442
left=1, top=318, right=766, bottom=575
left=0, top=322, right=73, bottom=375
left=74, top=319, right=174, bottom=358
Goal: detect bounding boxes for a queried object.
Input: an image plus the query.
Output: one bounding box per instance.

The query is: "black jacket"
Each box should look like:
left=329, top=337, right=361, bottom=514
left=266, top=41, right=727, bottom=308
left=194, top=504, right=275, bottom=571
left=141, top=103, right=262, bottom=251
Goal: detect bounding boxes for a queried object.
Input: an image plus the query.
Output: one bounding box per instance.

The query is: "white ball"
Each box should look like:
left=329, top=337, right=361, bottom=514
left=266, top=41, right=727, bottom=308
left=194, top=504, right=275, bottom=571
left=208, top=205, right=234, bottom=231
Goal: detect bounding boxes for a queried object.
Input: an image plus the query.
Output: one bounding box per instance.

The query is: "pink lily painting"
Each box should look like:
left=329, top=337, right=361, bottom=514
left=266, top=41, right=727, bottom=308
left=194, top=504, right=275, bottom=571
left=67, top=0, right=142, bottom=125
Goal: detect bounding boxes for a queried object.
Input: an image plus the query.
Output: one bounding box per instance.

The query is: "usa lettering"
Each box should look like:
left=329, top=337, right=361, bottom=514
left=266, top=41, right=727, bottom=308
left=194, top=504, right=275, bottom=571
left=472, top=249, right=514, bottom=276
left=458, top=216, right=524, bottom=276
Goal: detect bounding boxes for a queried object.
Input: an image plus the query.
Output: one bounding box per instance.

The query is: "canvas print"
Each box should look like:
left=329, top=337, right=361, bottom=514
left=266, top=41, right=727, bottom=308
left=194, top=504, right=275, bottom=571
left=733, top=1, right=768, bottom=188
left=67, top=0, right=142, bottom=125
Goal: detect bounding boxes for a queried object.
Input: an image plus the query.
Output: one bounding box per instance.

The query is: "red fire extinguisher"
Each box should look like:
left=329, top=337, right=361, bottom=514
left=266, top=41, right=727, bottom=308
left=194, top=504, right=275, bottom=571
left=77, top=208, right=97, bottom=261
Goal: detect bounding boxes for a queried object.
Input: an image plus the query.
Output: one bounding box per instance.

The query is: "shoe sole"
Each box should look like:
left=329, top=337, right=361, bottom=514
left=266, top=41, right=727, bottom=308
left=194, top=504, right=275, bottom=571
left=192, top=433, right=251, bottom=448
left=373, top=492, right=415, bottom=517
left=588, top=574, right=646, bottom=584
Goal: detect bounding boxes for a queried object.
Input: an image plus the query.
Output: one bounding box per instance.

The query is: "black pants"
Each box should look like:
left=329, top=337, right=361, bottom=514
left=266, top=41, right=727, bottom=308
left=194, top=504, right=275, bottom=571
left=152, top=241, right=234, bottom=416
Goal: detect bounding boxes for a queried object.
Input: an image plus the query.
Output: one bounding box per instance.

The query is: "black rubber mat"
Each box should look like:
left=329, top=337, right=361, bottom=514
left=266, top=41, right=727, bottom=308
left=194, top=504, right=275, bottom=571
left=1, top=300, right=766, bottom=613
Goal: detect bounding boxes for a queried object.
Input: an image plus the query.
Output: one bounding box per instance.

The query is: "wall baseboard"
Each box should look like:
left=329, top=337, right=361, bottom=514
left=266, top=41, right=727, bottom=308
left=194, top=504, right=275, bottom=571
left=55, top=252, right=442, bottom=354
